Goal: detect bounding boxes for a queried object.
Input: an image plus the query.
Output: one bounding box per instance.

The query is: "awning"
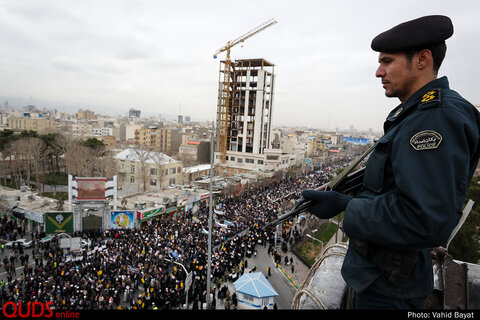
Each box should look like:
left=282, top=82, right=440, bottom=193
left=234, top=272, right=278, bottom=298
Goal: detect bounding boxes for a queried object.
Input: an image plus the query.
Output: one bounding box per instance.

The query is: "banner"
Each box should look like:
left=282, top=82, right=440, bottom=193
left=137, top=206, right=166, bottom=221
left=215, top=221, right=228, bottom=229
left=110, top=211, right=134, bottom=229
left=224, top=220, right=235, bottom=226
left=45, top=212, right=73, bottom=234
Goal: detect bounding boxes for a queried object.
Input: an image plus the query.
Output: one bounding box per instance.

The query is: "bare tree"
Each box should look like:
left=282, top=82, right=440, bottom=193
left=131, top=147, right=153, bottom=192
left=100, top=151, right=119, bottom=178
left=0, top=148, right=12, bottom=187
left=54, top=134, right=78, bottom=176
left=5, top=140, right=23, bottom=188
left=25, top=137, right=46, bottom=191
left=150, top=151, right=170, bottom=189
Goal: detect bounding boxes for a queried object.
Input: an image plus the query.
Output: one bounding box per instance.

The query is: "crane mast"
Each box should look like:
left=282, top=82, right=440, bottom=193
left=214, top=18, right=277, bottom=163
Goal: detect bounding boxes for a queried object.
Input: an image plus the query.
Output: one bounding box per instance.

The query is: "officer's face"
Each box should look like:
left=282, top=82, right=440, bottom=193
left=376, top=52, right=417, bottom=102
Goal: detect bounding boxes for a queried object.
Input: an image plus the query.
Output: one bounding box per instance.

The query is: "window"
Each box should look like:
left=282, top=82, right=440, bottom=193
left=262, top=298, right=269, bottom=306
left=150, top=179, right=157, bottom=186
left=230, top=157, right=235, bottom=161
left=150, top=168, right=157, bottom=175
left=245, top=158, right=254, bottom=164
left=130, top=165, right=135, bottom=173
left=258, top=160, right=264, bottom=165
left=164, top=169, right=168, bottom=176
left=169, top=178, right=176, bottom=185
left=237, top=158, right=243, bottom=163
left=169, top=168, right=176, bottom=174
left=130, top=176, right=135, bottom=183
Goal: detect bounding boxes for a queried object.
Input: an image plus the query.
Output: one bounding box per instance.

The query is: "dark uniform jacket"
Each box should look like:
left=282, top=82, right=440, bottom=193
left=341, top=76, right=480, bottom=298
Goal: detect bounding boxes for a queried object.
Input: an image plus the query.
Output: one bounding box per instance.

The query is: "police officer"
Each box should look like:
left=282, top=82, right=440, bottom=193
left=301, top=15, right=480, bottom=309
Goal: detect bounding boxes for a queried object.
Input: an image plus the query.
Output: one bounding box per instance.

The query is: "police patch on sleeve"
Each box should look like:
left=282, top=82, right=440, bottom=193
left=410, top=130, right=443, bottom=151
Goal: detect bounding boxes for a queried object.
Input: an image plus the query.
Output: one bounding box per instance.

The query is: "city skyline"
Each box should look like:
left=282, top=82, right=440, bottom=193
left=1, top=0, right=479, bottom=131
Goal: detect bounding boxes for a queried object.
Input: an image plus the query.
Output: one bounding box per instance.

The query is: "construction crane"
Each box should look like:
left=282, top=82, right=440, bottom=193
left=213, top=18, right=277, bottom=163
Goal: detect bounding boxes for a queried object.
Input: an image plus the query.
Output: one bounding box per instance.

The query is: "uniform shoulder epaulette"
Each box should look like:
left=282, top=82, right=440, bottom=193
left=418, top=89, right=441, bottom=109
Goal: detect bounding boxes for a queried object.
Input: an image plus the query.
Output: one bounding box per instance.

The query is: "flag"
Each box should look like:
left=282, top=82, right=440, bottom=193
left=224, top=220, right=235, bottom=226
left=201, top=228, right=209, bottom=235
left=215, top=221, right=228, bottom=229
left=171, top=250, right=179, bottom=259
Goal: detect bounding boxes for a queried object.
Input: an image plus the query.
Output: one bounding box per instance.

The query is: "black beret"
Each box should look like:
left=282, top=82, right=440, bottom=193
left=371, top=15, right=453, bottom=52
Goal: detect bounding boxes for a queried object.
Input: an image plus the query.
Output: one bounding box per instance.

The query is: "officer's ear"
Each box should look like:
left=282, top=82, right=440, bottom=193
left=415, top=49, right=434, bottom=72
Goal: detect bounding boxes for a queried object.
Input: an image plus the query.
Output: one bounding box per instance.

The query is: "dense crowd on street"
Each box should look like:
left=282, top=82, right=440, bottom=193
left=0, top=160, right=353, bottom=310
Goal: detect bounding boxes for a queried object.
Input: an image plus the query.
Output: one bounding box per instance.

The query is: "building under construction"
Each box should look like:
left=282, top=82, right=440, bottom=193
left=214, top=58, right=288, bottom=175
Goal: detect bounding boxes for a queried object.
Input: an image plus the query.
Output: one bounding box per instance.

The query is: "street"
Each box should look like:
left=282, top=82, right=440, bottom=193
left=209, top=242, right=298, bottom=310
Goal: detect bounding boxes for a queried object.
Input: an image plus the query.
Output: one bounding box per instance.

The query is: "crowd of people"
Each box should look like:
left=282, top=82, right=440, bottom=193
left=0, top=160, right=353, bottom=311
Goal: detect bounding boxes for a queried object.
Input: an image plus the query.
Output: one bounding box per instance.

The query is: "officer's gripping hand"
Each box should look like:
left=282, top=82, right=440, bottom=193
left=301, top=190, right=352, bottom=219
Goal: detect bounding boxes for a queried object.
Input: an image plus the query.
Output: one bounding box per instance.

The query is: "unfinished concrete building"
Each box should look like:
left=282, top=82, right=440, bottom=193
left=215, top=58, right=280, bottom=174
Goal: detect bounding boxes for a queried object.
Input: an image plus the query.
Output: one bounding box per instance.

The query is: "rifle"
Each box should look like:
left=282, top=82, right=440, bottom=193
left=265, top=167, right=365, bottom=228
left=266, top=144, right=374, bottom=228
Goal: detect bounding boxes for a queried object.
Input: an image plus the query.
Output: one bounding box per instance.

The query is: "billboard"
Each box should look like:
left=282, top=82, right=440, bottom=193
left=45, top=212, right=74, bottom=234
left=76, top=178, right=106, bottom=201
left=343, top=137, right=369, bottom=145
left=111, top=211, right=135, bottom=229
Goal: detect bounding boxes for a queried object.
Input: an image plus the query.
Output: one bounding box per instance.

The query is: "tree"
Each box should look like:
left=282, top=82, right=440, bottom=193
left=5, top=139, right=23, bottom=188
left=81, top=138, right=105, bottom=150
left=131, top=147, right=152, bottom=192
left=26, top=137, right=47, bottom=191
left=448, top=176, right=480, bottom=263
left=40, top=132, right=64, bottom=194
left=81, top=138, right=105, bottom=176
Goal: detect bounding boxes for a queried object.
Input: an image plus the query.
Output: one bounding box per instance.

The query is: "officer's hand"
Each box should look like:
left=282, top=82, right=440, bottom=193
left=301, top=190, right=352, bottom=219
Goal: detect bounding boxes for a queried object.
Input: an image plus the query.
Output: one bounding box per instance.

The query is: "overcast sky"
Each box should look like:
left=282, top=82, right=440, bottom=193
left=1, top=0, right=479, bottom=132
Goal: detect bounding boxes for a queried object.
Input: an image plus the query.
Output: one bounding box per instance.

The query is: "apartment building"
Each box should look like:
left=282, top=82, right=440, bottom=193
left=77, top=109, right=96, bottom=120
left=8, top=117, right=53, bottom=133
left=114, top=148, right=182, bottom=189
left=178, top=140, right=210, bottom=165
left=70, top=122, right=93, bottom=136
left=134, top=127, right=172, bottom=154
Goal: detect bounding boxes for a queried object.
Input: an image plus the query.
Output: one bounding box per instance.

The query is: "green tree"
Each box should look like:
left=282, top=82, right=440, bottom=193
left=81, top=138, right=105, bottom=150
left=448, top=176, right=480, bottom=263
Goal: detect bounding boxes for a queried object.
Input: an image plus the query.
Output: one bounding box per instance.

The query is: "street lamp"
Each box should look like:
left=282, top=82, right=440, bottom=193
left=163, top=257, right=191, bottom=309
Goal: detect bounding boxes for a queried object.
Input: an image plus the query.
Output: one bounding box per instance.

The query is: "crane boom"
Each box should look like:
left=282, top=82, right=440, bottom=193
left=213, top=18, right=278, bottom=58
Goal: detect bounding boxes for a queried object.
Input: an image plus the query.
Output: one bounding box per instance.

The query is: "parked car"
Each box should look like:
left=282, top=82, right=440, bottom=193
left=5, top=239, right=33, bottom=249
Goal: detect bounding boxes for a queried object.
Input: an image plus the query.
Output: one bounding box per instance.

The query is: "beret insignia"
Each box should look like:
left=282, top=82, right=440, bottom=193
left=410, top=130, right=443, bottom=151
